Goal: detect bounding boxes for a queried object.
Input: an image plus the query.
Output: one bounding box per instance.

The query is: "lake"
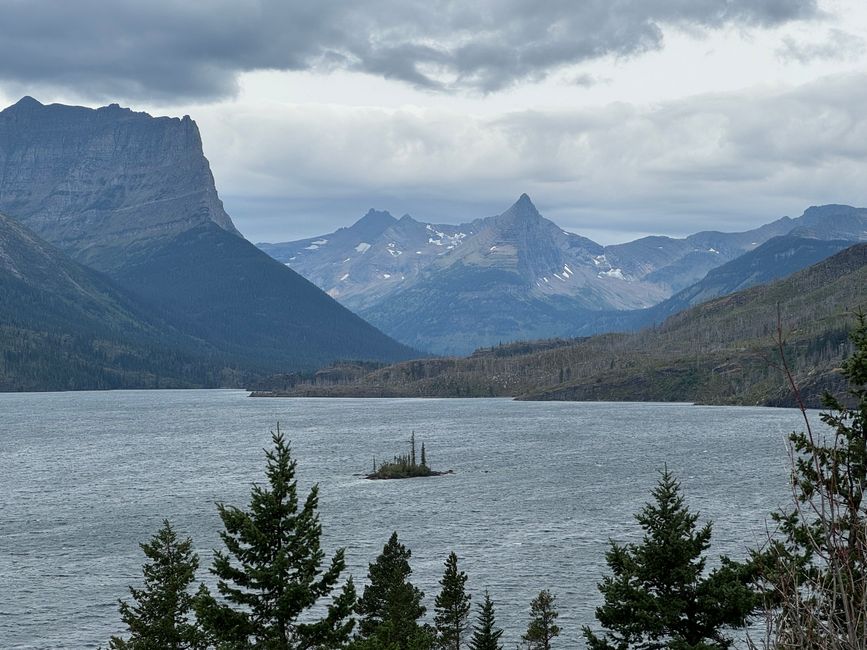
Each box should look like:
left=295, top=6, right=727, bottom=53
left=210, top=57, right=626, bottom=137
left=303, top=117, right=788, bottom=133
left=0, top=390, right=810, bottom=648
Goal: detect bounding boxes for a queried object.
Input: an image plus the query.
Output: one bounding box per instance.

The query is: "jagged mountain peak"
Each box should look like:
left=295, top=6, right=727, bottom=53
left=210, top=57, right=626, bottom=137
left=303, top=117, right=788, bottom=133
left=356, top=208, right=397, bottom=227
left=497, top=193, right=542, bottom=222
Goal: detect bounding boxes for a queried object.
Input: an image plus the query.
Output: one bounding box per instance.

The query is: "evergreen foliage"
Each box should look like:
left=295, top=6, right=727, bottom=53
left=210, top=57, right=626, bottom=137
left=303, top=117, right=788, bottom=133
left=583, top=469, right=757, bottom=649
left=194, top=424, right=355, bottom=649
left=434, top=552, right=471, bottom=650
left=354, top=532, right=433, bottom=649
left=522, top=590, right=560, bottom=650
left=368, top=436, right=437, bottom=479
left=468, top=591, right=503, bottom=650
left=109, top=519, right=203, bottom=650
left=752, top=311, right=867, bottom=647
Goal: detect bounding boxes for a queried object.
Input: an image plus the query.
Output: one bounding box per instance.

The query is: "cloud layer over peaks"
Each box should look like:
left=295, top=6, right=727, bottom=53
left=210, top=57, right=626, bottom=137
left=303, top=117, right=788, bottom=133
left=0, top=0, right=817, bottom=100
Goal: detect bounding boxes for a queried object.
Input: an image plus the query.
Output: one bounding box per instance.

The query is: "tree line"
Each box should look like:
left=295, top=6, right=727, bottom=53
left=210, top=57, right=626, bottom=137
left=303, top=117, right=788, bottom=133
left=109, top=314, right=867, bottom=649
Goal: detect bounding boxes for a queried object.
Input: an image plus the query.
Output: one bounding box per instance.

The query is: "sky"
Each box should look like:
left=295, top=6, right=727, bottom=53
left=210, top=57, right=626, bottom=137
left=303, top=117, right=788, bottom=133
left=1, top=0, right=866, bottom=244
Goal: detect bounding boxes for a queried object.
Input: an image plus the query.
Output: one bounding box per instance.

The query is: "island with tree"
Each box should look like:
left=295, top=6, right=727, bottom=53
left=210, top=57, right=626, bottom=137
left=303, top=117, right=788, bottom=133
left=366, top=432, right=453, bottom=480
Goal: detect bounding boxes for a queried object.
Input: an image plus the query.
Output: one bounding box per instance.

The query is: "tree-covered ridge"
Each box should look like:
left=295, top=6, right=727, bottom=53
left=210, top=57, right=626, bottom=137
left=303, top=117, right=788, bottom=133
left=0, top=211, right=251, bottom=391
left=256, top=243, right=867, bottom=406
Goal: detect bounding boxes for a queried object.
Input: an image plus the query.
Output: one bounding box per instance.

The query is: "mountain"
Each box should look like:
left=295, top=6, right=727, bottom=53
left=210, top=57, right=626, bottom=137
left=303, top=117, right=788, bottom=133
left=0, top=96, right=239, bottom=271
left=580, top=234, right=859, bottom=334
left=0, top=98, right=415, bottom=373
left=258, top=208, right=478, bottom=311
left=259, top=195, right=837, bottom=354
left=255, top=243, right=867, bottom=406
left=0, top=211, right=234, bottom=390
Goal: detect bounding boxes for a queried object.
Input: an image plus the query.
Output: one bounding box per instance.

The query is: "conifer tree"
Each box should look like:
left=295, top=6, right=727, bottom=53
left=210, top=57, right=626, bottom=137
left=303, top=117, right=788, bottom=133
left=434, top=552, right=471, bottom=650
left=109, top=519, right=203, bottom=649
left=752, top=312, right=867, bottom=647
left=469, top=591, right=503, bottom=650
left=355, top=532, right=433, bottom=649
left=411, top=432, right=417, bottom=467
left=583, top=469, right=756, bottom=649
left=420, top=443, right=427, bottom=468
left=522, top=590, right=560, bottom=650
left=194, top=425, right=355, bottom=649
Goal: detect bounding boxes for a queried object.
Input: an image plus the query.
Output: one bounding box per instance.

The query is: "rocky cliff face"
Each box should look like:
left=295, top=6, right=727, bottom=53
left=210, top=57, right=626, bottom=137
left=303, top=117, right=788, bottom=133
left=0, top=96, right=239, bottom=270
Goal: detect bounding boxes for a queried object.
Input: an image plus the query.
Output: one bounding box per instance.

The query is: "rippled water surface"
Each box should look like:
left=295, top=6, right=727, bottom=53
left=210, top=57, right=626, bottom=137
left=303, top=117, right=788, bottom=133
left=0, top=391, right=812, bottom=648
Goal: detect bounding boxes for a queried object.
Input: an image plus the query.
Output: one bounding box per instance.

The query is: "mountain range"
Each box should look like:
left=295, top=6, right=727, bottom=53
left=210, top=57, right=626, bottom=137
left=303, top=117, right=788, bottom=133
left=2, top=95, right=867, bottom=393
left=253, top=242, right=867, bottom=407
left=0, top=97, right=413, bottom=389
left=259, top=197, right=867, bottom=354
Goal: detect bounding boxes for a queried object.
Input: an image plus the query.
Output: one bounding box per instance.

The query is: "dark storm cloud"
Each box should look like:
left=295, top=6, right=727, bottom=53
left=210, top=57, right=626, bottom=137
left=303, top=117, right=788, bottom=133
left=0, top=0, right=817, bottom=100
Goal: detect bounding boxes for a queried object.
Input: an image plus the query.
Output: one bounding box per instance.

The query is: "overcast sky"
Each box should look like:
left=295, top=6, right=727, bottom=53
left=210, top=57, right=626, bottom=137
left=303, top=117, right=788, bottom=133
left=1, top=0, right=866, bottom=244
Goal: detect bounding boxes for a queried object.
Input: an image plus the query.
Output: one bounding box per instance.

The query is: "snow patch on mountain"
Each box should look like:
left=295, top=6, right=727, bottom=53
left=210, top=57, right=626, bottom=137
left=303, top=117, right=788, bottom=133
left=599, top=268, right=626, bottom=280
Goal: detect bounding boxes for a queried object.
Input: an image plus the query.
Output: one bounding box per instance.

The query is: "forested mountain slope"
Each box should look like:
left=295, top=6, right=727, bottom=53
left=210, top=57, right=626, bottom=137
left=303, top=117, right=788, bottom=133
left=0, top=212, right=237, bottom=390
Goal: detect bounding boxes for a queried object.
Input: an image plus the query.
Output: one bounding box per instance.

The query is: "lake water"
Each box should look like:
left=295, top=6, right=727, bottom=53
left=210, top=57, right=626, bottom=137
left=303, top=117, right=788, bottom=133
left=0, top=390, right=812, bottom=648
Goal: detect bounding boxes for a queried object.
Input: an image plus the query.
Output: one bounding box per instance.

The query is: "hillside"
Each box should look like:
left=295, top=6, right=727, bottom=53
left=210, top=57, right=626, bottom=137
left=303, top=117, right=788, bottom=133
left=253, top=243, right=867, bottom=406
left=0, top=212, right=238, bottom=391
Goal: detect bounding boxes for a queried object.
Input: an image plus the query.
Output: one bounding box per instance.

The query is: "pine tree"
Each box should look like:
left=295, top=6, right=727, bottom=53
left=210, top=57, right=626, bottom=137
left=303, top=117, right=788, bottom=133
left=411, top=431, right=417, bottom=467
left=109, top=519, right=203, bottom=649
left=355, top=532, right=433, bottom=649
left=469, top=591, right=503, bottom=650
left=420, top=443, right=427, bottom=468
left=753, top=312, right=867, bottom=647
left=434, top=552, right=471, bottom=650
left=194, top=424, right=355, bottom=649
left=583, top=469, right=756, bottom=650
left=522, top=590, right=560, bottom=650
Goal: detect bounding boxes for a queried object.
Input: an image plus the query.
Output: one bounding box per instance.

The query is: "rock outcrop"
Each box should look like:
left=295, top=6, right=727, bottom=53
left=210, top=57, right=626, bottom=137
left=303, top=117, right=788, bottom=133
left=0, top=96, right=239, bottom=270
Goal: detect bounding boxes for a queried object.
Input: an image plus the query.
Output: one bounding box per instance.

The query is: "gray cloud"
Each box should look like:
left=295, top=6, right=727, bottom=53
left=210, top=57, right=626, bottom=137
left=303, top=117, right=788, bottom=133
left=778, top=28, right=866, bottom=63
left=0, top=0, right=817, bottom=100
left=188, top=73, right=867, bottom=243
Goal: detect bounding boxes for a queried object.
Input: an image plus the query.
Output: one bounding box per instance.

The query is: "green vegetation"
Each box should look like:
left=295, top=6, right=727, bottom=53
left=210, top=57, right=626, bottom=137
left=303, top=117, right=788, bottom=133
left=750, top=312, right=867, bottom=647
left=367, top=432, right=448, bottom=480
left=469, top=592, right=504, bottom=650
left=582, top=470, right=757, bottom=649
left=354, top=532, right=433, bottom=649
left=521, top=590, right=560, bottom=650
left=194, top=424, right=356, bottom=648
left=434, top=553, right=471, bottom=650
left=110, top=520, right=202, bottom=649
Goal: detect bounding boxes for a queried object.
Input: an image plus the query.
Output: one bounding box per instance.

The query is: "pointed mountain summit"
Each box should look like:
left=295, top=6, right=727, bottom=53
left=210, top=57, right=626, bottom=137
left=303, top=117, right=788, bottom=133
left=260, top=196, right=867, bottom=355
left=4, top=95, right=43, bottom=112
left=355, top=208, right=398, bottom=231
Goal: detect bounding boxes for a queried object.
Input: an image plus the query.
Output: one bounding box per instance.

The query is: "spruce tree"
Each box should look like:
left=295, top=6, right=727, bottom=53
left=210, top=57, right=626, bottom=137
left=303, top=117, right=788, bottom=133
left=583, top=469, right=756, bottom=650
left=109, top=519, right=203, bottom=650
left=469, top=591, right=503, bottom=650
left=434, top=552, right=471, bottom=650
left=355, top=532, right=432, bottom=649
left=194, top=425, right=355, bottom=649
left=522, top=590, right=560, bottom=650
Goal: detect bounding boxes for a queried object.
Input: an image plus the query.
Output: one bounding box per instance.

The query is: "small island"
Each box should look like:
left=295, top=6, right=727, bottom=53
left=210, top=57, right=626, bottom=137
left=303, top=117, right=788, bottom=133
left=366, top=432, right=452, bottom=480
